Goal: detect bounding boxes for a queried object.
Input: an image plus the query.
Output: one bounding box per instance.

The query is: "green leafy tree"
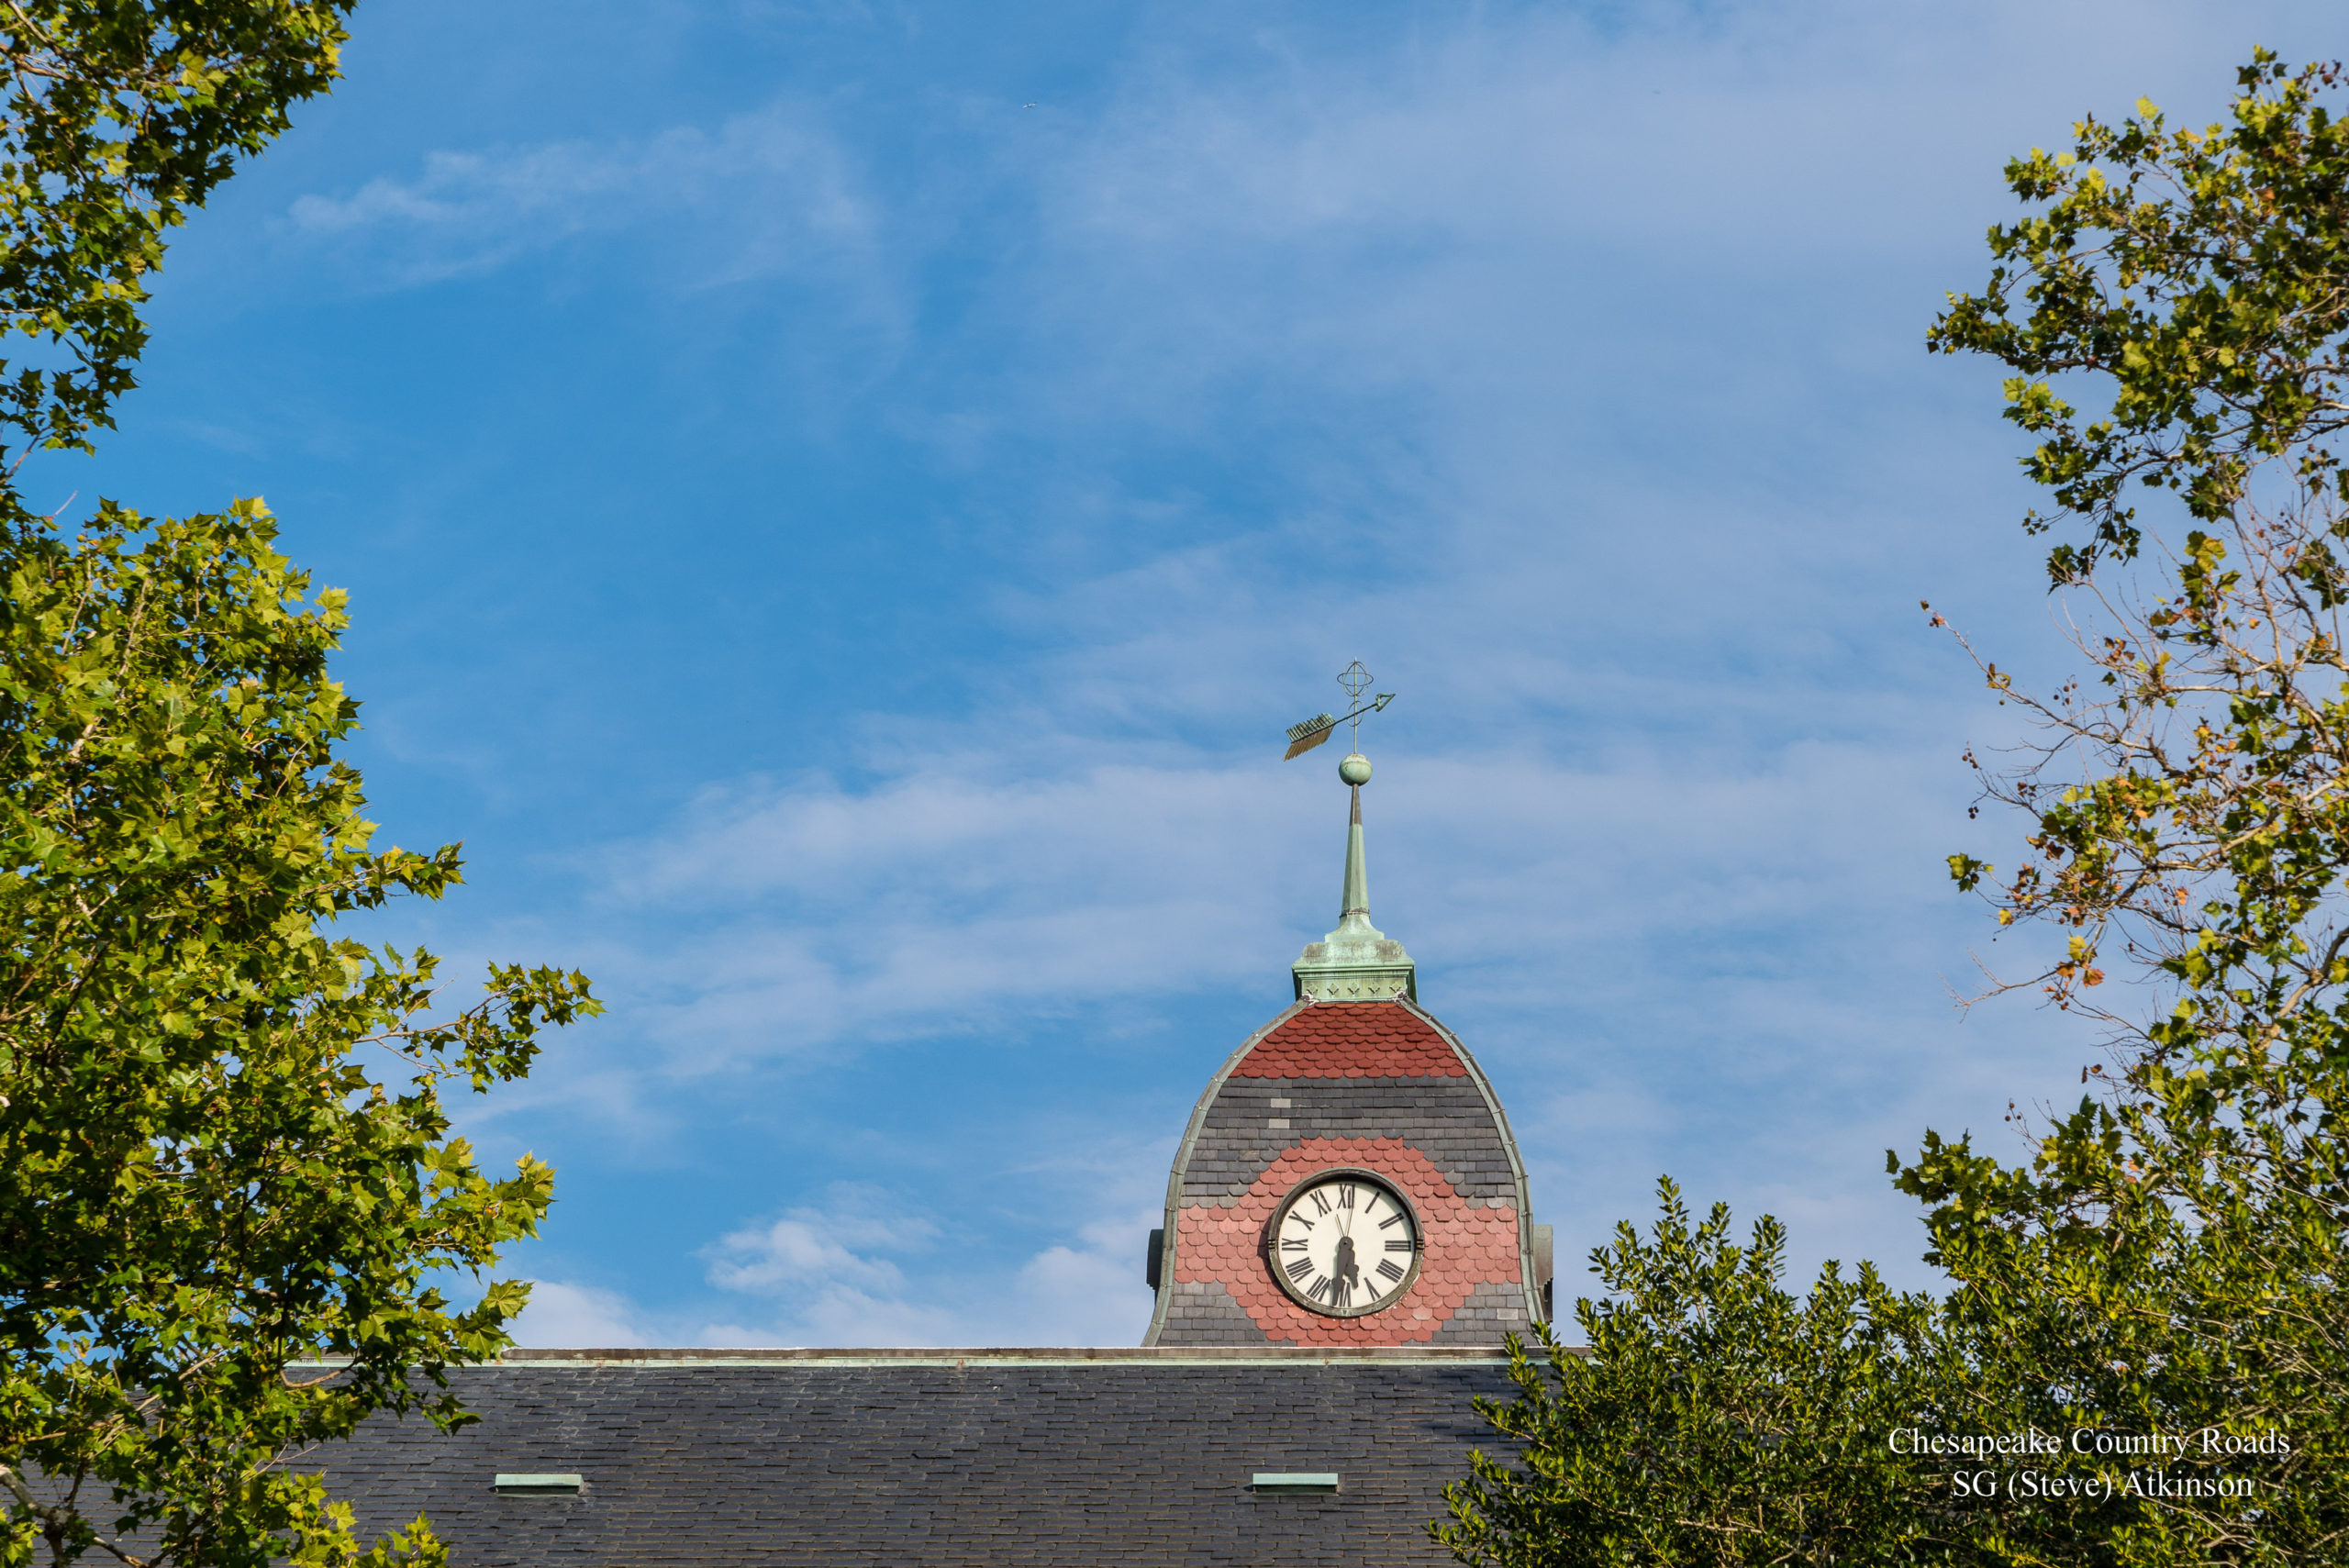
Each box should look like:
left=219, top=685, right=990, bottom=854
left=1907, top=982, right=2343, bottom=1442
left=0, top=501, right=598, bottom=1568
left=1444, top=51, right=2349, bottom=1568
left=0, top=5, right=603, bottom=1566
left=2, top=0, right=357, bottom=468
left=1902, top=49, right=2349, bottom=1566
left=1433, top=1181, right=1956, bottom=1567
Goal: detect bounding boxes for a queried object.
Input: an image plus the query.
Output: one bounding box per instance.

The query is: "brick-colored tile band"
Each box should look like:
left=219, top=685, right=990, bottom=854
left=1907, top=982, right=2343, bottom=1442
left=1175, top=1138, right=1520, bottom=1346
left=1231, top=1002, right=1468, bottom=1079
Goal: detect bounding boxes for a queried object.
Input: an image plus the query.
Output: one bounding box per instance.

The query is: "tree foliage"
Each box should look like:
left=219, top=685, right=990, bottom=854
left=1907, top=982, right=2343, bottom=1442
left=0, top=6, right=602, bottom=1567
left=1900, top=48, right=2349, bottom=1566
left=1434, top=1182, right=1954, bottom=1568
left=1445, top=51, right=2349, bottom=1568
left=1, top=0, right=356, bottom=468
left=1928, top=56, right=2349, bottom=586
left=0, top=504, right=597, bottom=1568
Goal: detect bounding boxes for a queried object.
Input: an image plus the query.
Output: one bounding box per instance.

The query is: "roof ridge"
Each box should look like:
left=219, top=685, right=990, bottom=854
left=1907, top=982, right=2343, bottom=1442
left=454, top=1345, right=1558, bottom=1366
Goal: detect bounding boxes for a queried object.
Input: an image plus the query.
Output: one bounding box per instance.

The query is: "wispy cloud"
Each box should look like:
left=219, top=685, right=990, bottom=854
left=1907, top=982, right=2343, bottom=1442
left=330, top=0, right=2331, bottom=1343
left=688, top=1172, right=1160, bottom=1347
left=704, top=1184, right=935, bottom=1296
left=284, top=103, right=877, bottom=289
left=510, top=1163, right=1163, bottom=1350
left=507, top=1280, right=652, bottom=1350
left=693, top=1192, right=949, bottom=1344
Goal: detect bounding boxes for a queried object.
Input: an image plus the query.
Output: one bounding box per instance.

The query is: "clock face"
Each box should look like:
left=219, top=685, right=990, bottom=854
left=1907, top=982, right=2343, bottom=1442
left=1267, top=1169, right=1422, bottom=1317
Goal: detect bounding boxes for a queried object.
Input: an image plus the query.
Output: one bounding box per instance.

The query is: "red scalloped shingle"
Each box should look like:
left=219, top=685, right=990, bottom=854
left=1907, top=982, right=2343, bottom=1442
left=1172, top=1137, right=1520, bottom=1346
left=1231, top=1001, right=1466, bottom=1079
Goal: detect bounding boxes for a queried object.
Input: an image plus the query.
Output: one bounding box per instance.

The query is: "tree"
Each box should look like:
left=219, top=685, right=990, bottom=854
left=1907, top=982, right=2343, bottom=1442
left=1433, top=1181, right=1956, bottom=1568
left=0, top=501, right=598, bottom=1568
left=1442, top=52, right=2349, bottom=1568
left=0, top=6, right=602, bottom=1567
left=1902, top=50, right=2349, bottom=1566
left=1, top=0, right=359, bottom=473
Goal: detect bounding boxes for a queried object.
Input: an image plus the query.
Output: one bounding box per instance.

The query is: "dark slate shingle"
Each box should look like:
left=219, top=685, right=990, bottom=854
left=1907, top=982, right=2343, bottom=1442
left=309, top=1356, right=1520, bottom=1568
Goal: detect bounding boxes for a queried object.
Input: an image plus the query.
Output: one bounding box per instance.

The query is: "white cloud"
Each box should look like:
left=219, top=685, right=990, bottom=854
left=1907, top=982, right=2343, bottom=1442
left=459, top=670, right=2062, bottom=1317
left=397, top=0, right=2336, bottom=1337
left=507, top=1280, right=651, bottom=1349
left=686, top=1174, right=1158, bottom=1348
left=284, top=102, right=878, bottom=290
left=704, top=1185, right=934, bottom=1295
left=1008, top=1229, right=1152, bottom=1347
left=694, top=1182, right=957, bottom=1347
left=941, top=0, right=2337, bottom=465
left=541, top=706, right=1998, bottom=1067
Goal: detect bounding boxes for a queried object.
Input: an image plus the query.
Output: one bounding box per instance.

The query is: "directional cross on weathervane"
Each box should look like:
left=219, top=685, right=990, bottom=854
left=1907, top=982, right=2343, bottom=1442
left=1282, top=661, right=1397, bottom=760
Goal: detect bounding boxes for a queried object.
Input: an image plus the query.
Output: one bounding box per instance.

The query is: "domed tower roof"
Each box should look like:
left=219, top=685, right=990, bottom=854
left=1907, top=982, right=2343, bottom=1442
left=1143, top=735, right=1545, bottom=1347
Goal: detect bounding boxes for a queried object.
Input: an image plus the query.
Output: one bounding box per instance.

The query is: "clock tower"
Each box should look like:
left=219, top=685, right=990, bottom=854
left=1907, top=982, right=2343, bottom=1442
left=1143, top=745, right=1548, bottom=1346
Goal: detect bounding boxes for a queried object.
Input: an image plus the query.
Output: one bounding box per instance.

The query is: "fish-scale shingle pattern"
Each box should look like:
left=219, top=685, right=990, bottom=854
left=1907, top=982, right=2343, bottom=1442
left=312, top=1361, right=1513, bottom=1567
left=1175, top=1140, right=1520, bottom=1346
left=1233, top=1004, right=1465, bottom=1078
left=1155, top=1002, right=1532, bottom=1347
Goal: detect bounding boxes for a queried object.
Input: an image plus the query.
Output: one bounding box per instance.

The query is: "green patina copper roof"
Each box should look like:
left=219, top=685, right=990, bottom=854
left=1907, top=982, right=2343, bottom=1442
left=1291, top=760, right=1417, bottom=1004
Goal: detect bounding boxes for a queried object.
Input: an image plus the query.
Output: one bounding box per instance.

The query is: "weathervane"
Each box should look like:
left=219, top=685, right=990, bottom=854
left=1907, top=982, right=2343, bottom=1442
left=1282, top=662, right=1415, bottom=1005
left=1283, top=661, right=1396, bottom=761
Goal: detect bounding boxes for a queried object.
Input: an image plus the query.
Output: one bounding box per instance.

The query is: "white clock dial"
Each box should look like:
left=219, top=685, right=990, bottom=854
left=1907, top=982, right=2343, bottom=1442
left=1267, top=1170, right=1421, bottom=1317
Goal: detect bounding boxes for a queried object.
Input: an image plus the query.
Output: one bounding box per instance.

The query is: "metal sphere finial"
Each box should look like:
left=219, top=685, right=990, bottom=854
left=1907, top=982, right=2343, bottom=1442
left=1339, top=752, right=1373, bottom=786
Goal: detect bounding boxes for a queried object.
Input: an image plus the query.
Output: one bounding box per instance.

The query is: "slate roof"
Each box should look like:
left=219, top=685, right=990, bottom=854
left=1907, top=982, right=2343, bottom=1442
left=1232, top=1006, right=1465, bottom=1078
left=307, top=1349, right=1520, bottom=1568
left=1149, top=1000, right=1539, bottom=1348
left=1183, top=1077, right=1521, bottom=1204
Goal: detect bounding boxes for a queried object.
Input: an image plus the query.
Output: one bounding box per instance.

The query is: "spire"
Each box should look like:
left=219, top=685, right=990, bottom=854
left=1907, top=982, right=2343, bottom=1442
left=1341, top=781, right=1370, bottom=921
left=1292, top=751, right=1416, bottom=1004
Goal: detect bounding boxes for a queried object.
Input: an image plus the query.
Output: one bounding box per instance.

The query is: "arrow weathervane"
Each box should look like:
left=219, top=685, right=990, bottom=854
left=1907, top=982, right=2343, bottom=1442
left=1283, top=661, right=1396, bottom=759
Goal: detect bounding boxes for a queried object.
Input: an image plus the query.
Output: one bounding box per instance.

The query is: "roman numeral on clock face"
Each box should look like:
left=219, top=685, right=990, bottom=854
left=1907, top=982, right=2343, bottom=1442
left=1272, top=1174, right=1418, bottom=1315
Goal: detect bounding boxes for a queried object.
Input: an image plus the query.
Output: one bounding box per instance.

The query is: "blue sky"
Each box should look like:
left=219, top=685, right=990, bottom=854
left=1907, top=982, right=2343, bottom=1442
left=43, top=0, right=2342, bottom=1346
